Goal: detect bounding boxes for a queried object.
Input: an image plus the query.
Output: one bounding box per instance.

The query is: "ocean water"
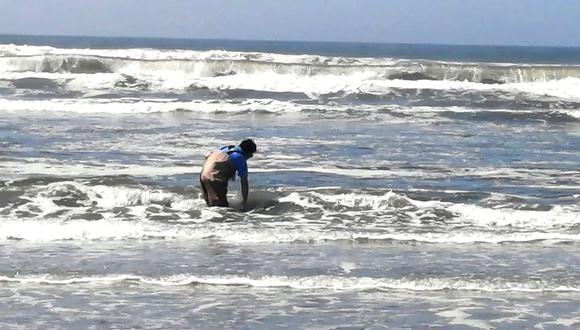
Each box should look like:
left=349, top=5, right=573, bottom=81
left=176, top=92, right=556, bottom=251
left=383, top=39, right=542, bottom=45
left=0, top=34, right=580, bottom=329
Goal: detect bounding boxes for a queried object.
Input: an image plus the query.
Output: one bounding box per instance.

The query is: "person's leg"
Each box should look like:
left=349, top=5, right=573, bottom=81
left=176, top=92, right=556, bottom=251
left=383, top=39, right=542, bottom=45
left=210, top=181, right=229, bottom=207
left=201, top=178, right=223, bottom=207
left=200, top=176, right=211, bottom=206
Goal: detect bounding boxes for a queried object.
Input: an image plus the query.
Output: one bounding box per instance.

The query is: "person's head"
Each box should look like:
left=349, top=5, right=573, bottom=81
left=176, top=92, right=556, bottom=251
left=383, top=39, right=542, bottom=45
left=239, top=138, right=257, bottom=159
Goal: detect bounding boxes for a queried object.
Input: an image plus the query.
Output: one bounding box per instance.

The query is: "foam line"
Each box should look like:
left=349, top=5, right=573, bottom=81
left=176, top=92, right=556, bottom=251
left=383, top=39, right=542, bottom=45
left=3, top=45, right=580, bottom=100
left=1, top=273, right=579, bottom=293
left=1, top=218, right=579, bottom=244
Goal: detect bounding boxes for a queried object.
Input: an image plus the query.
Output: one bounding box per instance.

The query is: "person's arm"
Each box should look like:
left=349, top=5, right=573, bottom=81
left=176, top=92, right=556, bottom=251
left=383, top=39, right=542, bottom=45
left=240, top=175, right=249, bottom=211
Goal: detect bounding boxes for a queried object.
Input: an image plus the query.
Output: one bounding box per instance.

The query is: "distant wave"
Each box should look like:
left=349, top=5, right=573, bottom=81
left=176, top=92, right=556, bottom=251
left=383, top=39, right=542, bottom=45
left=2, top=45, right=580, bottom=84
left=1, top=99, right=578, bottom=124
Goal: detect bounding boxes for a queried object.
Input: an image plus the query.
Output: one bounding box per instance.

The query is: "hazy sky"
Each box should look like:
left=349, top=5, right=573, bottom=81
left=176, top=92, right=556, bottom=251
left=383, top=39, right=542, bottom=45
left=1, top=0, right=579, bottom=46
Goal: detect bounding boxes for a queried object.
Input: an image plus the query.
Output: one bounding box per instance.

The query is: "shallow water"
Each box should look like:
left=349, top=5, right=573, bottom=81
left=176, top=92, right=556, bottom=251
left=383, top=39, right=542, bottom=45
left=1, top=37, right=580, bottom=329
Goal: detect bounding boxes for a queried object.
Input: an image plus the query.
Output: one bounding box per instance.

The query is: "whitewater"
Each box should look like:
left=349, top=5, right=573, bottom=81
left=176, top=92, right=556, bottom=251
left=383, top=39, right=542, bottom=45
left=1, top=35, right=580, bottom=329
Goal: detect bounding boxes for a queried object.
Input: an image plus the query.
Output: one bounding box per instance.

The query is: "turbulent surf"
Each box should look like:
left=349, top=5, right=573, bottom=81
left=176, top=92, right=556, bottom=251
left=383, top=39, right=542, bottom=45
left=1, top=35, right=580, bottom=329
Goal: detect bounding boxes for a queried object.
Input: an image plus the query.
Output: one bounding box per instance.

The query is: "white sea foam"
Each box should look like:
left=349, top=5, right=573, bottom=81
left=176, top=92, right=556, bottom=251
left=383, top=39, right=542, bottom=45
left=448, top=204, right=580, bottom=229
left=2, top=273, right=579, bottom=293
left=0, top=218, right=188, bottom=241
left=35, top=181, right=194, bottom=210
left=0, top=98, right=577, bottom=129
left=4, top=69, right=580, bottom=102
left=2, top=158, right=579, bottom=191
left=310, top=190, right=439, bottom=209
left=0, top=44, right=393, bottom=65
left=0, top=98, right=309, bottom=114
left=0, top=158, right=439, bottom=179
left=2, top=180, right=579, bottom=243
left=280, top=190, right=580, bottom=231
left=437, top=309, right=493, bottom=329
left=0, top=159, right=200, bottom=178
left=1, top=215, right=579, bottom=244
left=3, top=44, right=580, bottom=100
left=507, top=77, right=580, bottom=101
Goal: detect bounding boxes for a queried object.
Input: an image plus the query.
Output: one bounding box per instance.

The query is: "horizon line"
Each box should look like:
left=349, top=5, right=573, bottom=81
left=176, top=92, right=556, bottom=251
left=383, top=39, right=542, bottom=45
left=1, top=33, right=579, bottom=49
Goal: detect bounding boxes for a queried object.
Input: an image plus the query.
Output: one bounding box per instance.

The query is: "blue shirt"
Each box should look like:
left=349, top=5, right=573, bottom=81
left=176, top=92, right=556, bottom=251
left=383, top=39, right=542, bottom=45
left=219, top=146, right=248, bottom=178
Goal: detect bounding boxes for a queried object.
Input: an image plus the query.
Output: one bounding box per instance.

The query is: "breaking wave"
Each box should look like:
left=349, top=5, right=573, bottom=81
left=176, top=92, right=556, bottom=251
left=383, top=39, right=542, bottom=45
left=1, top=181, right=579, bottom=244
left=0, top=99, right=579, bottom=121
left=3, top=45, right=580, bottom=84
left=3, top=45, right=580, bottom=108
left=2, top=273, right=580, bottom=293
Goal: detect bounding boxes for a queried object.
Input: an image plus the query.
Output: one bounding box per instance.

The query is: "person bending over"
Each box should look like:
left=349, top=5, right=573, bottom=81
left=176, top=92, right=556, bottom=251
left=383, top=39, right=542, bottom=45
left=200, top=138, right=256, bottom=210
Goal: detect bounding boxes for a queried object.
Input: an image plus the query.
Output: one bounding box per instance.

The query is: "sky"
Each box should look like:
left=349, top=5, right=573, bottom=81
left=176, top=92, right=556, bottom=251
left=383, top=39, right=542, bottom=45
left=1, top=0, right=579, bottom=47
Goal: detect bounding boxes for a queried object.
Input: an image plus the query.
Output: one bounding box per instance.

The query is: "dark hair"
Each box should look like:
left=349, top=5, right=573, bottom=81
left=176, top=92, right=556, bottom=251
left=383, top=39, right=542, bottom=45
left=239, top=138, right=257, bottom=155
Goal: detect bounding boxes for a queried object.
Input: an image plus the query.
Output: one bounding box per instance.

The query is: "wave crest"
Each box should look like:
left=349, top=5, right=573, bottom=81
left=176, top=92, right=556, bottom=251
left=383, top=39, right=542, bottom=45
left=3, top=45, right=580, bottom=83
left=2, top=273, right=579, bottom=293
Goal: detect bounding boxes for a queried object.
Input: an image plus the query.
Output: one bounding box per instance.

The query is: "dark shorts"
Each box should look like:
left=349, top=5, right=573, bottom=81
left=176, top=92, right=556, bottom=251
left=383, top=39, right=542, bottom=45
left=200, top=177, right=228, bottom=207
